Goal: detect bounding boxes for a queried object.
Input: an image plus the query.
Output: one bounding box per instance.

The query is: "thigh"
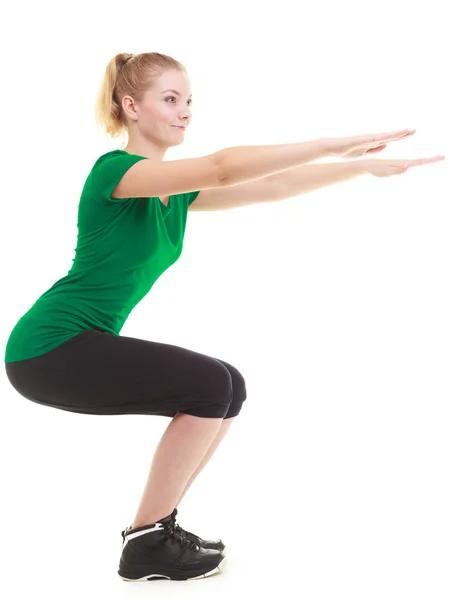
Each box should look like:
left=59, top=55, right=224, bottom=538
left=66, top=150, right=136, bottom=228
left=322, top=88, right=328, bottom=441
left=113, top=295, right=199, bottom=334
left=5, top=330, right=234, bottom=418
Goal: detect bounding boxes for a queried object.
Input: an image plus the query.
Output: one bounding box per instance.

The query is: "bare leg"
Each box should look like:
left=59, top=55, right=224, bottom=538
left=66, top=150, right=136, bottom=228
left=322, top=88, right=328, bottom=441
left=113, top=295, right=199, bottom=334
left=132, top=413, right=223, bottom=529
left=175, top=416, right=237, bottom=508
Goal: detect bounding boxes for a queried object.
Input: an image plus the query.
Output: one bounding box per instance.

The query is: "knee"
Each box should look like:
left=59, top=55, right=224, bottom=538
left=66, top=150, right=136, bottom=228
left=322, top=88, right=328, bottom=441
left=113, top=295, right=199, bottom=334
left=203, top=361, right=234, bottom=409
left=224, top=364, right=247, bottom=419
left=182, top=362, right=232, bottom=419
left=188, top=359, right=247, bottom=419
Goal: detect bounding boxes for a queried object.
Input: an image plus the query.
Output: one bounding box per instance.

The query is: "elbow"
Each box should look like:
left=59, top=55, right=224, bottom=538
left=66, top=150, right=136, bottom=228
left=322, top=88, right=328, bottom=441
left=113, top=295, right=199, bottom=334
left=213, top=150, right=230, bottom=186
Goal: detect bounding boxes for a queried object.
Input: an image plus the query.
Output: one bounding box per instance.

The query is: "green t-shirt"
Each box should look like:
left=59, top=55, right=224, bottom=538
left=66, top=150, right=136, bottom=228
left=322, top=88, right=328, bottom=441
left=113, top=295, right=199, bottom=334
left=4, top=150, right=200, bottom=363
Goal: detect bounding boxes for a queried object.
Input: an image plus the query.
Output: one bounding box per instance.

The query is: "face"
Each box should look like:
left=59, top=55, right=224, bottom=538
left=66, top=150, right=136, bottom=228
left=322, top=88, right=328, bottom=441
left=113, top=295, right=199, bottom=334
left=123, top=69, right=193, bottom=150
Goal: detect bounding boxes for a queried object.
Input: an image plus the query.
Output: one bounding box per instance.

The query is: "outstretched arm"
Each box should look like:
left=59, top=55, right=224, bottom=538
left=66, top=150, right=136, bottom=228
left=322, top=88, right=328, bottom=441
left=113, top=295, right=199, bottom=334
left=189, top=161, right=367, bottom=211
left=272, top=160, right=368, bottom=200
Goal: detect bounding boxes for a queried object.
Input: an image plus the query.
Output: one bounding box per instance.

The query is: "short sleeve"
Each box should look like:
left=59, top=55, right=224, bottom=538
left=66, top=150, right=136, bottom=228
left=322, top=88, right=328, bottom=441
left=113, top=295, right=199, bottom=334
left=186, top=190, right=200, bottom=206
left=91, top=151, right=148, bottom=202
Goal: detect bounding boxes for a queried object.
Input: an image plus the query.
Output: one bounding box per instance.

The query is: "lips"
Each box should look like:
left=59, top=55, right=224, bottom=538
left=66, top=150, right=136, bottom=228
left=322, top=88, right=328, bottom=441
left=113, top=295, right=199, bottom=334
left=172, top=126, right=186, bottom=129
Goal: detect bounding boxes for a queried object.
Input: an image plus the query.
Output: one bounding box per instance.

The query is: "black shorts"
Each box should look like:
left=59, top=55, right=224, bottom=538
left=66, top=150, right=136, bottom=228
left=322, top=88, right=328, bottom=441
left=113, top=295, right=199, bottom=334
left=4, top=330, right=247, bottom=419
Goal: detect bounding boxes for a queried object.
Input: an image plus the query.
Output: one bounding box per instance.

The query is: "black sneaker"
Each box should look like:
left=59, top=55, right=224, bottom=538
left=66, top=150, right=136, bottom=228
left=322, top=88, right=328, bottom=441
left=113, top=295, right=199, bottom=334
left=118, top=513, right=227, bottom=581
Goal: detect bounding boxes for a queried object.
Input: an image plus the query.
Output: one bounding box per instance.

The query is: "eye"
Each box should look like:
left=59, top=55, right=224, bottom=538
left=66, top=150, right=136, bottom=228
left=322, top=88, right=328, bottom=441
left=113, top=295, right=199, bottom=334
left=166, top=96, right=192, bottom=105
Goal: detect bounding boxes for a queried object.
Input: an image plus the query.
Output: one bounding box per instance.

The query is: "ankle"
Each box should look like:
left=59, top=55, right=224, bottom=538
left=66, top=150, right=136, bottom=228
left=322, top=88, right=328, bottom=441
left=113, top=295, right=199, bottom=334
left=131, top=511, right=173, bottom=530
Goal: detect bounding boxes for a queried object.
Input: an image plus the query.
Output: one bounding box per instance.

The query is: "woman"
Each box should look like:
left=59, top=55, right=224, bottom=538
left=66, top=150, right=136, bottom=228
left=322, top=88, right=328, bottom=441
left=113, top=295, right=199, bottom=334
left=4, top=51, right=444, bottom=582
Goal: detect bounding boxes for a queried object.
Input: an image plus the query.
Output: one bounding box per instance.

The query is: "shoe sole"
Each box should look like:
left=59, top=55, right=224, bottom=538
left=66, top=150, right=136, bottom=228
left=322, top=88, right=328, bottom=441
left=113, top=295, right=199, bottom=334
left=118, top=554, right=227, bottom=581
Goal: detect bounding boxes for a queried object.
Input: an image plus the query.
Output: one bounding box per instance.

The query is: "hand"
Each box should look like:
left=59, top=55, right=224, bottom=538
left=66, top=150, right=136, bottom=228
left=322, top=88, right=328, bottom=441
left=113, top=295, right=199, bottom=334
left=325, top=128, right=416, bottom=158
left=361, top=155, right=446, bottom=177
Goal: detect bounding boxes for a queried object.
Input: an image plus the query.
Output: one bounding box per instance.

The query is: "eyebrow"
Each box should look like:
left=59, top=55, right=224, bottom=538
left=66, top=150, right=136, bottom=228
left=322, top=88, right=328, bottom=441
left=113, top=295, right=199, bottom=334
left=161, top=89, right=193, bottom=97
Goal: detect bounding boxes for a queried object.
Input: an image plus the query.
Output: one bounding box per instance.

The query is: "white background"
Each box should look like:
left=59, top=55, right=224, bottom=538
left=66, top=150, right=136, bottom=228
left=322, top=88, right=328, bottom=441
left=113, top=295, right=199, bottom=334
left=1, top=0, right=449, bottom=598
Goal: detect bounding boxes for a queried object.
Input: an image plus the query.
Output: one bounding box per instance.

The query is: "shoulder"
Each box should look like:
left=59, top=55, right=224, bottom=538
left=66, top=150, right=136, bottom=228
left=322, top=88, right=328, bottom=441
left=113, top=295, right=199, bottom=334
left=93, top=149, right=126, bottom=167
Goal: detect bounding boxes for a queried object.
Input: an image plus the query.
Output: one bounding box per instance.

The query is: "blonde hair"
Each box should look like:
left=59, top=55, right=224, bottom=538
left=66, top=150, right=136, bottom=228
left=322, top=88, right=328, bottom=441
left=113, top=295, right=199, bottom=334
left=94, top=52, right=186, bottom=141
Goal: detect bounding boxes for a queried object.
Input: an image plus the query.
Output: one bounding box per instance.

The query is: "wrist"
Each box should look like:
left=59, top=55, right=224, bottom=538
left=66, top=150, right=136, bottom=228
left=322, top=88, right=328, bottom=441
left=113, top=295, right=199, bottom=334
left=318, top=137, right=333, bottom=156
left=358, top=159, right=372, bottom=174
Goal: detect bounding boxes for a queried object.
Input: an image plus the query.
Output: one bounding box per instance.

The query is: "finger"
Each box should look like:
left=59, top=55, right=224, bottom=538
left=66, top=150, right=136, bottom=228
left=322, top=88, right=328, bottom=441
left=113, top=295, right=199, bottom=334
left=387, top=129, right=416, bottom=142
left=410, top=155, right=446, bottom=166
left=391, top=131, right=413, bottom=142
left=394, top=131, right=415, bottom=141
left=374, top=129, right=414, bottom=142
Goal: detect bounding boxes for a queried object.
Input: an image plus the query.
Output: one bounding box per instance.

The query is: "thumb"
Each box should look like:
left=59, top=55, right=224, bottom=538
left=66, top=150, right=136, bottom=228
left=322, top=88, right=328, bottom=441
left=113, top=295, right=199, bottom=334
left=366, top=144, right=387, bottom=154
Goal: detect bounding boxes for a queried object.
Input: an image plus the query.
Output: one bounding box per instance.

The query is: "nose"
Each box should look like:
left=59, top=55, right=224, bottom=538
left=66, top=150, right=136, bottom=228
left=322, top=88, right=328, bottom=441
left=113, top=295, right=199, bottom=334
left=181, top=110, right=191, bottom=124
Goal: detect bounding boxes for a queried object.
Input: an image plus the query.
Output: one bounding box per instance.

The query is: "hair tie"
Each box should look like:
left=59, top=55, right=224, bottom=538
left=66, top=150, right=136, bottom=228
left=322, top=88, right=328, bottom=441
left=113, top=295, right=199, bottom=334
left=118, top=55, right=134, bottom=72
